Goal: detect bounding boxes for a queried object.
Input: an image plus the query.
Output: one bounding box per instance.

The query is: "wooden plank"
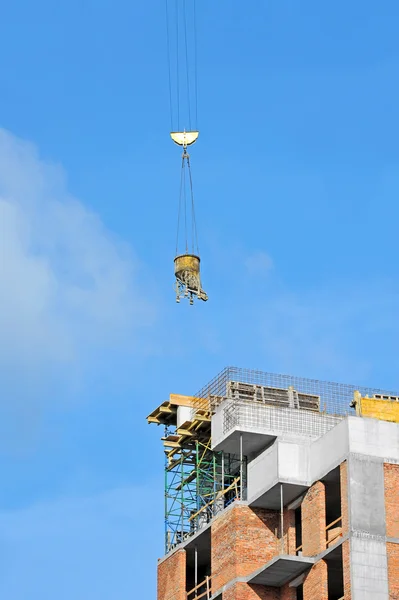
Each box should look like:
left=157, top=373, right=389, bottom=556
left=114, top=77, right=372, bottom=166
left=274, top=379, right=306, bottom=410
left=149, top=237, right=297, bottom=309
left=163, top=440, right=181, bottom=448
left=147, top=416, right=161, bottom=424
left=325, top=516, right=342, bottom=531
left=177, top=428, right=195, bottom=436
left=169, top=394, right=199, bottom=407
left=188, top=478, right=240, bottom=522
left=175, top=470, right=196, bottom=490
left=193, top=415, right=211, bottom=423
left=162, top=435, right=180, bottom=442
left=187, top=576, right=212, bottom=596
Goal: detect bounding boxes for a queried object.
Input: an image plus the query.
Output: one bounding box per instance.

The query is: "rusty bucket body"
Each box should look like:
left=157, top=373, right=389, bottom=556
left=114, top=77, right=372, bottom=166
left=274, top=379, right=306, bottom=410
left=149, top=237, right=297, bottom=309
left=174, top=254, right=208, bottom=304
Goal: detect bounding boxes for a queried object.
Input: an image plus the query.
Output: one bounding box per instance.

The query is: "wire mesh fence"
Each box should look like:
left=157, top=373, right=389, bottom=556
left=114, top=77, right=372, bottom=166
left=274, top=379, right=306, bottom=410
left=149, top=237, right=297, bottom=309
left=223, top=400, right=343, bottom=438
left=192, top=366, right=399, bottom=417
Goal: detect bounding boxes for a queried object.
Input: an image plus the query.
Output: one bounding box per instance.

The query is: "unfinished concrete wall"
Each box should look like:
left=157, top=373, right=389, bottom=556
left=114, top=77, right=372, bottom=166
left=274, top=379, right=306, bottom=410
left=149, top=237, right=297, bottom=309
left=387, top=542, right=399, bottom=600
left=384, top=462, right=399, bottom=538
left=346, top=453, right=389, bottom=599
left=248, top=443, right=279, bottom=500
left=211, top=505, right=278, bottom=593
left=301, top=481, right=326, bottom=556
left=157, top=549, right=186, bottom=600
left=310, top=418, right=350, bottom=482
left=247, top=420, right=351, bottom=506
left=348, top=454, right=386, bottom=536
left=212, top=400, right=342, bottom=453
left=348, top=417, right=399, bottom=461
left=349, top=535, right=389, bottom=599
left=278, top=440, right=310, bottom=482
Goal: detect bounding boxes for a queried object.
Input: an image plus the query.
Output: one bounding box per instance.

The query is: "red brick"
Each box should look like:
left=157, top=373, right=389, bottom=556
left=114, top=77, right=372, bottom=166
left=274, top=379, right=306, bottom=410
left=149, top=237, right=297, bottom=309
left=301, top=481, right=326, bottom=556
left=384, top=463, right=399, bottom=538
left=223, top=583, right=280, bottom=600
left=211, top=505, right=279, bottom=592
left=283, top=509, right=296, bottom=556
left=342, top=539, right=351, bottom=599
left=280, top=583, right=297, bottom=600
left=387, top=542, right=399, bottom=600
left=157, top=549, right=186, bottom=600
left=303, top=559, right=328, bottom=600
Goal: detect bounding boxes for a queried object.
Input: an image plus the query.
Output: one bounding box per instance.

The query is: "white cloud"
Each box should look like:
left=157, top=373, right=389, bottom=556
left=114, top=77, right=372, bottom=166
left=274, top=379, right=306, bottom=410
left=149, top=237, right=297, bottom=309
left=244, top=251, right=273, bottom=275
left=0, top=129, right=155, bottom=372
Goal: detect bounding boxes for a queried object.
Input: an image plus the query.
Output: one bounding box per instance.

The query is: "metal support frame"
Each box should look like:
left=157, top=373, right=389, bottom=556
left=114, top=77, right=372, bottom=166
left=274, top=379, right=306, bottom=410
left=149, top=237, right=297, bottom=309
left=164, top=427, right=247, bottom=553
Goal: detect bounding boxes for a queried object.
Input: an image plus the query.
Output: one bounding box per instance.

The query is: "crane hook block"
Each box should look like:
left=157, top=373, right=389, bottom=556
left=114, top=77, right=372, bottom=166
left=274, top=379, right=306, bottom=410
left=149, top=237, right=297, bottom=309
left=174, top=254, right=208, bottom=304
left=170, top=131, right=199, bottom=148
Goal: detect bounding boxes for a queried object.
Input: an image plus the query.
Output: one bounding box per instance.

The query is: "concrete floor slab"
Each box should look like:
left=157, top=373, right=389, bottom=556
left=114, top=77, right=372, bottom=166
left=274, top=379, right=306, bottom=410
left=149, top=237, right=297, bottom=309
left=246, top=555, right=314, bottom=587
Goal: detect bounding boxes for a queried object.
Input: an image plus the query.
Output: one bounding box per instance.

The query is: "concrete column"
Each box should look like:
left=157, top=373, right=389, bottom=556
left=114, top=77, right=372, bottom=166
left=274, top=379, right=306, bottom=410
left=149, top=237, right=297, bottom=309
left=301, top=481, right=326, bottom=556
left=387, top=542, right=399, bottom=599
left=347, top=454, right=389, bottom=599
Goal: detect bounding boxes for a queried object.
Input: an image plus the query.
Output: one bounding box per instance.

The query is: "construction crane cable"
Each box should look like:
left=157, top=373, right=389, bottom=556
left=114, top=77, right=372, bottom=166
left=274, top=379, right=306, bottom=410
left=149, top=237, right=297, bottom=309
left=193, top=0, right=198, bottom=128
left=176, top=156, right=185, bottom=255
left=165, top=0, right=198, bottom=133
left=183, top=159, right=188, bottom=253
left=175, top=0, right=180, bottom=130
left=164, top=0, right=174, bottom=130
left=183, top=0, right=192, bottom=131
left=187, top=156, right=199, bottom=254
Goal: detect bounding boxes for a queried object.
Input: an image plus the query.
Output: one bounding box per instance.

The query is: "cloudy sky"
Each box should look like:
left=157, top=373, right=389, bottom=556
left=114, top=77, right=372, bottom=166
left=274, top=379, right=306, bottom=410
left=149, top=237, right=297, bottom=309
left=1, top=0, right=399, bottom=597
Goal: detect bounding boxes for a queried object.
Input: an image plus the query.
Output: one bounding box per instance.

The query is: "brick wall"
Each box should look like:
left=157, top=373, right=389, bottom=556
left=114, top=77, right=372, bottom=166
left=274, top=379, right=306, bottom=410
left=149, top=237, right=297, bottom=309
left=301, top=481, right=326, bottom=556
left=384, top=463, right=399, bottom=538
left=283, top=509, right=296, bottom=555
left=223, top=583, right=280, bottom=600
left=387, top=542, right=399, bottom=600
left=211, top=505, right=279, bottom=593
left=340, top=461, right=349, bottom=536
left=303, top=559, right=328, bottom=600
left=342, top=539, right=351, bottom=599
left=157, top=549, right=186, bottom=600
left=280, top=583, right=297, bottom=600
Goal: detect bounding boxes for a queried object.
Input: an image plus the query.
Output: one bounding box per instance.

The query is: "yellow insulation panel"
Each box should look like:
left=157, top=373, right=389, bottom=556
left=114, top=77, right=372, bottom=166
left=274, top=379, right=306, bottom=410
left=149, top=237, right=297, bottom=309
left=358, top=396, right=399, bottom=423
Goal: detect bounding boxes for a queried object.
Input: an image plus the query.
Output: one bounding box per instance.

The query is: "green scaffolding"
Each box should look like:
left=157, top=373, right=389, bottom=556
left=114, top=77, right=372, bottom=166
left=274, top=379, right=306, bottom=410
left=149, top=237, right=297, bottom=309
left=164, top=427, right=247, bottom=553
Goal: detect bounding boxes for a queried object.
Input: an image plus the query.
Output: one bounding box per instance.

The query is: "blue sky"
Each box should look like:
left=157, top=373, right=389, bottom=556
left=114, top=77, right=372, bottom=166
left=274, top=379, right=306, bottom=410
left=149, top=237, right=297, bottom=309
left=0, top=0, right=398, bottom=597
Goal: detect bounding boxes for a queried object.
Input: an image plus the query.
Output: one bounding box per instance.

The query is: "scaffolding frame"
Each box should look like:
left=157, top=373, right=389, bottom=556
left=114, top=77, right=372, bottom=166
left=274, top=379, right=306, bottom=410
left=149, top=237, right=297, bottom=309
left=164, top=427, right=246, bottom=553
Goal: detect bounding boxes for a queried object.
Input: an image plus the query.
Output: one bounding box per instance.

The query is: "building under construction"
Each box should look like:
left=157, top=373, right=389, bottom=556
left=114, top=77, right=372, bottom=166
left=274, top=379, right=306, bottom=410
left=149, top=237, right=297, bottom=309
left=148, top=366, right=399, bottom=600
